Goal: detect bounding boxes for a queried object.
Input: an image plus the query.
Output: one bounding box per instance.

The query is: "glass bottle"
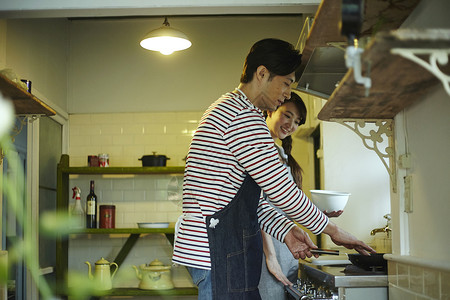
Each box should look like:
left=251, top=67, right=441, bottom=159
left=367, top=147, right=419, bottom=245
left=71, top=187, right=85, bottom=229
left=86, top=180, right=97, bottom=228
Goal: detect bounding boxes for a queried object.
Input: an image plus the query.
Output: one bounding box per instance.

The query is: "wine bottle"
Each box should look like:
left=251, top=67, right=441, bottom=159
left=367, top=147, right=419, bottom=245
left=86, top=180, right=97, bottom=228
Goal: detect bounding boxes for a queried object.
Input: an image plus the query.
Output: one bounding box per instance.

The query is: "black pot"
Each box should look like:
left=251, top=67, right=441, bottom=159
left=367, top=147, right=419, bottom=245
left=139, top=153, right=170, bottom=166
left=347, top=253, right=387, bottom=270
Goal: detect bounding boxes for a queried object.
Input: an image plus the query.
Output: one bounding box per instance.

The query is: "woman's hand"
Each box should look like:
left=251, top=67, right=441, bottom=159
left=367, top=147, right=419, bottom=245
left=261, top=231, right=293, bottom=286
left=323, top=210, right=344, bottom=218
left=265, top=253, right=293, bottom=286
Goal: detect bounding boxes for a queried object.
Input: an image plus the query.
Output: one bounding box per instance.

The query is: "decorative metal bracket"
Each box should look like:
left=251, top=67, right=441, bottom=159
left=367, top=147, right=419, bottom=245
left=391, top=48, right=450, bottom=96
left=331, top=119, right=397, bottom=193
left=10, top=116, right=29, bottom=142
left=1, top=116, right=35, bottom=164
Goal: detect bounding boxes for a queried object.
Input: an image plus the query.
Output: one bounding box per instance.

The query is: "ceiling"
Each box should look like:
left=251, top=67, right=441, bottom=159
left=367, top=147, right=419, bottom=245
left=0, top=0, right=320, bottom=19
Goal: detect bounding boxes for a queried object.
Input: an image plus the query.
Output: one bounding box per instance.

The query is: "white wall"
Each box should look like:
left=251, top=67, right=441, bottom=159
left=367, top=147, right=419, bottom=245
left=4, top=19, right=69, bottom=112
left=67, top=15, right=303, bottom=113
left=392, top=0, right=450, bottom=263
left=394, top=87, right=450, bottom=261
left=321, top=121, right=391, bottom=248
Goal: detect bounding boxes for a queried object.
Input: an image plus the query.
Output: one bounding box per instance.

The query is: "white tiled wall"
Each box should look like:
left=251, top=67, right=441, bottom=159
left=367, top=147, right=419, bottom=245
left=69, top=174, right=183, bottom=227
left=67, top=111, right=203, bottom=290
left=388, top=261, right=450, bottom=300
left=69, top=111, right=203, bottom=167
left=68, top=111, right=204, bottom=226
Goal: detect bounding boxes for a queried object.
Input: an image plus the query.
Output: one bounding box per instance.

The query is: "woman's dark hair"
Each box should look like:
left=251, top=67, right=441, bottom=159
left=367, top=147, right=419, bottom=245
left=281, top=93, right=307, bottom=189
left=240, top=38, right=302, bottom=83
left=264, top=92, right=307, bottom=188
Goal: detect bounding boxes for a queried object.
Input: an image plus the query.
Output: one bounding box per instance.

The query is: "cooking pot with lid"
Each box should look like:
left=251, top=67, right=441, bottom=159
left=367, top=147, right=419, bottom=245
left=139, top=152, right=170, bottom=166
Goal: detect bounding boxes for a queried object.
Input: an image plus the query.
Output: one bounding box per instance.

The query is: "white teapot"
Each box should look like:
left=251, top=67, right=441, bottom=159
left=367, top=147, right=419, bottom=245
left=133, top=259, right=174, bottom=290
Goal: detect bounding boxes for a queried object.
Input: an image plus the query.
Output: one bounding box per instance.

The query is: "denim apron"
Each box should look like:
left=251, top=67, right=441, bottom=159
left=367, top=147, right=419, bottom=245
left=206, top=174, right=263, bottom=299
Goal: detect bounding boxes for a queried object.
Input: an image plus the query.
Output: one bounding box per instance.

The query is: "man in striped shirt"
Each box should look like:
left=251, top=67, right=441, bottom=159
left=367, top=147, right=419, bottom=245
left=172, top=38, right=374, bottom=299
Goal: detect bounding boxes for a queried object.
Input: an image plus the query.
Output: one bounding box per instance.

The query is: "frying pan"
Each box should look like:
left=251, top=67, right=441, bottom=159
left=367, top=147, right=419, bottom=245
left=311, top=249, right=387, bottom=270
left=347, top=253, right=387, bottom=270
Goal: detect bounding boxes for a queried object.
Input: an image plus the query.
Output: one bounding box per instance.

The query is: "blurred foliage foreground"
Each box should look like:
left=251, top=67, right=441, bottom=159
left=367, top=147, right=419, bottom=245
left=0, top=94, right=105, bottom=299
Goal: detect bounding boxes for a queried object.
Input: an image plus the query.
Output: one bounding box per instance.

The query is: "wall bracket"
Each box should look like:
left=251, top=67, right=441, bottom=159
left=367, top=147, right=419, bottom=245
left=391, top=48, right=450, bottom=97
left=331, top=119, right=397, bottom=193
left=0, top=116, right=35, bottom=164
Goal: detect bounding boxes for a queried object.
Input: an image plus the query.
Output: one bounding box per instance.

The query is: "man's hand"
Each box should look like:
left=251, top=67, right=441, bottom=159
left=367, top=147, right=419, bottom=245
left=322, top=222, right=376, bottom=255
left=284, top=226, right=318, bottom=260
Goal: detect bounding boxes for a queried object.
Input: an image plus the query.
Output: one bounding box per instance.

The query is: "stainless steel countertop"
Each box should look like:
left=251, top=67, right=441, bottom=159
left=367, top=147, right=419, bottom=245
left=300, top=262, right=388, bottom=288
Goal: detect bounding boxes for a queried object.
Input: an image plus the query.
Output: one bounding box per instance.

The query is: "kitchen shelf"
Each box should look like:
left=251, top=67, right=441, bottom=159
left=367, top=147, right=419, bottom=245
left=318, top=29, right=450, bottom=120
left=60, top=166, right=185, bottom=174
left=55, top=155, right=193, bottom=298
left=58, top=154, right=185, bottom=174
left=73, top=228, right=175, bottom=235
left=67, top=228, right=196, bottom=298
left=106, top=287, right=198, bottom=296
left=70, top=228, right=176, bottom=266
left=0, top=73, right=56, bottom=116
left=297, top=0, right=420, bottom=78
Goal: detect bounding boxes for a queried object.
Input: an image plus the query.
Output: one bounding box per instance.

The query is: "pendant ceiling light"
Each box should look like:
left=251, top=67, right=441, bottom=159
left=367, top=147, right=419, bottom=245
left=140, top=17, right=192, bottom=55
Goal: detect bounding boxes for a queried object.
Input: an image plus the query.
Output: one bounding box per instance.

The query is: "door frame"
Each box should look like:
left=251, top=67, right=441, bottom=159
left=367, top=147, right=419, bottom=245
left=25, top=106, right=68, bottom=300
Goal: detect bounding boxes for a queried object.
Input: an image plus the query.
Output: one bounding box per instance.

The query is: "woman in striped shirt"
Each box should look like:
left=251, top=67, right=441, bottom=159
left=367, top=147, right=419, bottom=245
left=258, top=92, right=343, bottom=299
left=172, top=38, right=374, bottom=300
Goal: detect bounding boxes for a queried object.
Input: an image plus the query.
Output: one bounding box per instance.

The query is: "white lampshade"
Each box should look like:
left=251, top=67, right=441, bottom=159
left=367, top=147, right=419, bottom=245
left=140, top=17, right=192, bottom=55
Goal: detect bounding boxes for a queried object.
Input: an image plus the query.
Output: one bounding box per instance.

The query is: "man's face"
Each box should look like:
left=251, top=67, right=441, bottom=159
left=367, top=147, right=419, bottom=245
left=256, top=71, right=295, bottom=112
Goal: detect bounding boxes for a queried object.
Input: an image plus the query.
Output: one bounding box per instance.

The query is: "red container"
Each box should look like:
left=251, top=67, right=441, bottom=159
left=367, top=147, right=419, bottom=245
left=99, top=205, right=116, bottom=228
left=88, top=155, right=99, bottom=167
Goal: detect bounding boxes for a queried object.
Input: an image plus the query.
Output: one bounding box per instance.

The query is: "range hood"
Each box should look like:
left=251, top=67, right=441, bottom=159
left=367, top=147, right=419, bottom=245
left=295, top=46, right=347, bottom=99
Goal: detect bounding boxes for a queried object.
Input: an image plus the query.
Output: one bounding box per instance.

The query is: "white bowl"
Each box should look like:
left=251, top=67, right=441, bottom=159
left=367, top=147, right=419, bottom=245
left=310, top=190, right=351, bottom=212
left=138, top=222, right=170, bottom=228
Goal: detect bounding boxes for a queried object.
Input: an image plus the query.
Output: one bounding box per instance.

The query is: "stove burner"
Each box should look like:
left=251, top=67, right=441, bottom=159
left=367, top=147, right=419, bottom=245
left=344, top=264, right=387, bottom=275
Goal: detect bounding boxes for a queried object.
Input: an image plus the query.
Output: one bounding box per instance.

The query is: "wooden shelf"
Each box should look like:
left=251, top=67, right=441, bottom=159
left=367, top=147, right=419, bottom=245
left=0, top=73, right=56, bottom=116
left=64, top=287, right=198, bottom=298
left=63, top=166, right=185, bottom=175
left=58, top=154, right=185, bottom=174
left=56, top=155, right=189, bottom=298
left=318, top=29, right=450, bottom=120
left=72, top=228, right=175, bottom=234
left=106, top=287, right=198, bottom=296
left=297, top=0, right=420, bottom=78
left=71, top=229, right=176, bottom=271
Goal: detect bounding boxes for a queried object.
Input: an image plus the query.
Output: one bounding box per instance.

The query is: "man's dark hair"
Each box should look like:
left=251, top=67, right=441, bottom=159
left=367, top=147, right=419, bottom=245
left=240, top=38, right=302, bottom=83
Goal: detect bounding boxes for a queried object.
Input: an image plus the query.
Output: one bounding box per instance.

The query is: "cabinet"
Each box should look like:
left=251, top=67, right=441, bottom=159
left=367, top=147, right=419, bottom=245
left=295, top=0, right=450, bottom=121
left=56, top=154, right=197, bottom=297
left=318, top=29, right=450, bottom=121
left=0, top=73, right=55, bottom=116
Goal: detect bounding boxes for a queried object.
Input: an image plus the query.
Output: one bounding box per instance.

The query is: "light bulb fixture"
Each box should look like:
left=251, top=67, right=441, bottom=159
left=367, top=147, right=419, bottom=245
left=140, top=17, right=192, bottom=55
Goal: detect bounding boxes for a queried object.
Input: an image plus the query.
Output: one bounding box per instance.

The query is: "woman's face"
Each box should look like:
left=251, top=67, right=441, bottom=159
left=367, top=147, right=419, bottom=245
left=266, top=101, right=302, bottom=140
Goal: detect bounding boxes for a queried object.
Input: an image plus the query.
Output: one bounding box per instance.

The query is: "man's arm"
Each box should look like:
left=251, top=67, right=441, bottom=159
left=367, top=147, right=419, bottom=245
left=284, top=222, right=376, bottom=260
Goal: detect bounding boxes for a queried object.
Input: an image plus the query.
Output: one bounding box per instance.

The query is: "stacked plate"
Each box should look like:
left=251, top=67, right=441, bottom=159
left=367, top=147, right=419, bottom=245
left=138, top=222, right=170, bottom=228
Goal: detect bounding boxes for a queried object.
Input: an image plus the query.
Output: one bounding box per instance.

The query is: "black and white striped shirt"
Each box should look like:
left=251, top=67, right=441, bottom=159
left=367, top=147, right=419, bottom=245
left=172, top=90, right=329, bottom=269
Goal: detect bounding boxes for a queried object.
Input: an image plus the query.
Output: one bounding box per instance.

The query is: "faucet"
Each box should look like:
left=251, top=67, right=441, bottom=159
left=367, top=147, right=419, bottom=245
left=370, top=214, right=392, bottom=238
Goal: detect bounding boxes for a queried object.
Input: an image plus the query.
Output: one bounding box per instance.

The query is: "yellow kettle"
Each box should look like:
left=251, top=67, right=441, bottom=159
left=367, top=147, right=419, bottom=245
left=85, top=257, right=118, bottom=290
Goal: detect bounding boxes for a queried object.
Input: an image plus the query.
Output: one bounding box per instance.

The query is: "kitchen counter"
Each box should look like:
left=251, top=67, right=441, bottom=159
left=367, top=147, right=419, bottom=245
left=300, top=262, right=388, bottom=288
